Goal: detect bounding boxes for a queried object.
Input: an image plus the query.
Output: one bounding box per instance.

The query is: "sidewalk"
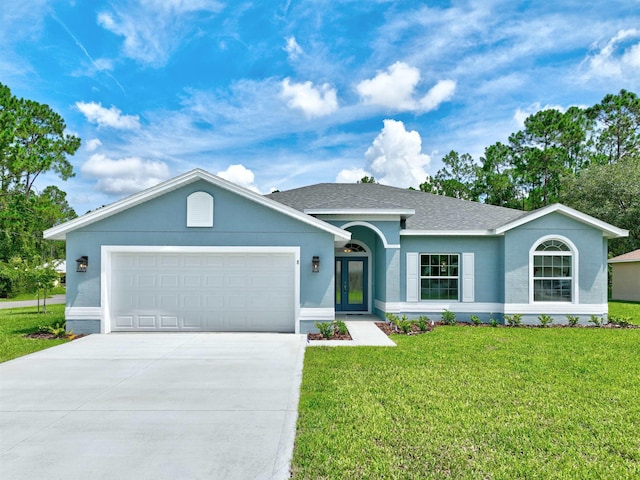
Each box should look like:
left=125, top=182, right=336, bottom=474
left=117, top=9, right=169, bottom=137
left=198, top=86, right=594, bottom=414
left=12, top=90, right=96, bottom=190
left=0, top=294, right=66, bottom=309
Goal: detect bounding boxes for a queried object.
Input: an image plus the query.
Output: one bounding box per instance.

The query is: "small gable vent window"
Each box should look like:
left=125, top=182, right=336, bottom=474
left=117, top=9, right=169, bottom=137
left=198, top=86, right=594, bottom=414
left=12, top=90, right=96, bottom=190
left=187, top=192, right=214, bottom=227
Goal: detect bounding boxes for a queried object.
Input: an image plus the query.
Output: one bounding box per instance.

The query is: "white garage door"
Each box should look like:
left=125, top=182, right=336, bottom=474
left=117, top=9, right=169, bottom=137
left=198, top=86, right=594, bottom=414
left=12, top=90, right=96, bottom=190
left=109, top=251, right=296, bottom=332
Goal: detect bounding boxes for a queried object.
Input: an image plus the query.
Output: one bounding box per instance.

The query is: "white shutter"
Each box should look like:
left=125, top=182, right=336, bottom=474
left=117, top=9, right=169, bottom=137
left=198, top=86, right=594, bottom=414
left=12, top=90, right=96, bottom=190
left=406, top=252, right=419, bottom=302
left=462, top=252, right=474, bottom=303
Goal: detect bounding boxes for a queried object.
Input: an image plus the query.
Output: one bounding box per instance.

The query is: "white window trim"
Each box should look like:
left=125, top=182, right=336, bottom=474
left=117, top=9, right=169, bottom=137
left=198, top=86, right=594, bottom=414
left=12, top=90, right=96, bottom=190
left=419, top=253, right=460, bottom=302
left=529, top=235, right=579, bottom=304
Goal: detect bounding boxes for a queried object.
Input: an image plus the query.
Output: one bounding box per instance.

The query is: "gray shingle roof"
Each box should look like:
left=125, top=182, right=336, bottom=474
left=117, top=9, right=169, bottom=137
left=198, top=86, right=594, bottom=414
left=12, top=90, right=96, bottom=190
left=267, top=183, right=528, bottom=231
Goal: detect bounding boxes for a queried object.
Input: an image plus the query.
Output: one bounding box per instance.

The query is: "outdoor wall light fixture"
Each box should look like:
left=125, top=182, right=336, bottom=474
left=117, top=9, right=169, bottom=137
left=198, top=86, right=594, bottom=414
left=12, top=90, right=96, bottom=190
left=76, top=256, right=88, bottom=273
left=312, top=256, right=320, bottom=273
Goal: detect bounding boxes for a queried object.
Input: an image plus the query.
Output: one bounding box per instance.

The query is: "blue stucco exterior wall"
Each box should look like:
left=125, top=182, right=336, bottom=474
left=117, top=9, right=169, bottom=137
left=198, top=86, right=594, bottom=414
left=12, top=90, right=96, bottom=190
left=503, top=213, right=608, bottom=306
left=400, top=236, right=504, bottom=303
left=66, top=180, right=336, bottom=315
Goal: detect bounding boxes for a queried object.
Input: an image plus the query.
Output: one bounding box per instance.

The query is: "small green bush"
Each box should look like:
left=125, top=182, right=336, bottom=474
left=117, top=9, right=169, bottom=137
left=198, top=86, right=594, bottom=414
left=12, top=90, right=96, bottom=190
left=470, top=315, right=481, bottom=326
left=608, top=315, right=632, bottom=328
left=589, top=315, right=604, bottom=327
left=398, top=315, right=414, bottom=334
left=38, top=320, right=68, bottom=338
left=441, top=310, right=456, bottom=325
left=566, top=315, right=579, bottom=327
left=385, top=312, right=399, bottom=327
left=315, top=321, right=334, bottom=338
left=489, top=318, right=499, bottom=327
left=335, top=320, right=348, bottom=335
left=504, top=314, right=522, bottom=327
left=417, top=315, right=429, bottom=331
left=538, top=314, right=553, bottom=328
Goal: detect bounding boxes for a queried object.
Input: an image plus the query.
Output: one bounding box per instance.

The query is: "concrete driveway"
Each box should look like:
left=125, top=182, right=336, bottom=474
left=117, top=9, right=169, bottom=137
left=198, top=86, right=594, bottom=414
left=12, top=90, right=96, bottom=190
left=0, top=333, right=307, bottom=480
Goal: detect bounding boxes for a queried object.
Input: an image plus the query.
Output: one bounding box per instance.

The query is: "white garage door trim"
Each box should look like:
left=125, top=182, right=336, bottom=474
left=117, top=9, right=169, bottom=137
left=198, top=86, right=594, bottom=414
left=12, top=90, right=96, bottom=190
left=101, top=245, right=300, bottom=334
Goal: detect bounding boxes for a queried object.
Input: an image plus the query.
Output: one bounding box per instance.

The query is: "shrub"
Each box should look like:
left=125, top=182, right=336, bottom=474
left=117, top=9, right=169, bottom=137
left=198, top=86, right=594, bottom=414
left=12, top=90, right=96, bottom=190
left=489, top=318, right=499, bottom=327
left=385, top=312, right=399, bottom=326
left=315, top=321, right=334, bottom=338
left=538, top=314, right=553, bottom=328
left=38, top=320, right=69, bottom=338
left=504, top=314, right=522, bottom=327
left=470, top=315, right=481, bottom=326
left=566, top=315, right=579, bottom=327
left=398, top=315, right=414, bottom=334
left=608, top=315, right=632, bottom=328
left=589, top=315, right=604, bottom=327
left=417, top=315, right=429, bottom=331
left=441, top=310, right=456, bottom=325
left=335, top=320, right=348, bottom=335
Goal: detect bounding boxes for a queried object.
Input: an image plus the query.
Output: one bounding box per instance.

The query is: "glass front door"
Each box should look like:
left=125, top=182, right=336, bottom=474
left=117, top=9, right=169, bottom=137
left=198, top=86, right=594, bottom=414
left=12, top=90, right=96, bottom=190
left=335, top=257, right=368, bottom=311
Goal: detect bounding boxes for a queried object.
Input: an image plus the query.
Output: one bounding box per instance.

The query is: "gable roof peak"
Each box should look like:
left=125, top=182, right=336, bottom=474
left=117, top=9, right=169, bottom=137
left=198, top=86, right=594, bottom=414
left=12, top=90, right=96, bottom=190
left=44, top=169, right=350, bottom=241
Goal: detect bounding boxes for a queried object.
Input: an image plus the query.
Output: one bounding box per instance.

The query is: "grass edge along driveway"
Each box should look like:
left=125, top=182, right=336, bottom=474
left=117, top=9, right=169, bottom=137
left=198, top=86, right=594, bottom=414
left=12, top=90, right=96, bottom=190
left=292, top=327, right=640, bottom=479
left=0, top=304, right=69, bottom=363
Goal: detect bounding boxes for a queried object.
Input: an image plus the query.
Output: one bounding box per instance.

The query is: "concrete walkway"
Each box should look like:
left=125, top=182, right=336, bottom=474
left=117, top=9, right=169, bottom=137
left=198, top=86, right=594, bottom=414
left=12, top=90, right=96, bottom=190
left=0, top=294, right=66, bottom=309
left=308, top=320, right=396, bottom=347
left=0, top=333, right=307, bottom=480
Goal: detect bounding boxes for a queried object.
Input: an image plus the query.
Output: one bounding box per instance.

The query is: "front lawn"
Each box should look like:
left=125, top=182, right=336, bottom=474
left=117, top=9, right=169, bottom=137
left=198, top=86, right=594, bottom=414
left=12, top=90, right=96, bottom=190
left=0, top=304, right=69, bottom=362
left=609, top=300, right=640, bottom=324
left=292, top=327, right=640, bottom=479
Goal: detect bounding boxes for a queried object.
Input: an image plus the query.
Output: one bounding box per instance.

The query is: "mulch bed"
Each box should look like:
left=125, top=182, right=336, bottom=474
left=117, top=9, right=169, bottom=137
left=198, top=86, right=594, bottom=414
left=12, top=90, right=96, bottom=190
left=375, top=322, right=434, bottom=335
left=23, top=332, right=87, bottom=340
left=307, top=332, right=353, bottom=341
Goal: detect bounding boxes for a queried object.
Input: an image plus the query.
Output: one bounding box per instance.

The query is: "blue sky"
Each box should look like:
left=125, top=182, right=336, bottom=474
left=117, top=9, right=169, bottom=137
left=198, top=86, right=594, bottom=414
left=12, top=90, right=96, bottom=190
left=2, top=0, right=639, bottom=213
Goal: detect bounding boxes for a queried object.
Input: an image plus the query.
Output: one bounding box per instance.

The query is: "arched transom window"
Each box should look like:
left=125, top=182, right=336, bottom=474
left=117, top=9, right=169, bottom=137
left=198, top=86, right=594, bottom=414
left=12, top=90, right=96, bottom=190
left=532, top=239, right=573, bottom=302
left=341, top=242, right=367, bottom=253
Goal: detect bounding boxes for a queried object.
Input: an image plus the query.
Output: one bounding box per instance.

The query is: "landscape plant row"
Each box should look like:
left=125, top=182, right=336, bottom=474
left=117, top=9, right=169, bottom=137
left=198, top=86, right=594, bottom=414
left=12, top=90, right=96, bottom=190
left=384, top=311, right=635, bottom=334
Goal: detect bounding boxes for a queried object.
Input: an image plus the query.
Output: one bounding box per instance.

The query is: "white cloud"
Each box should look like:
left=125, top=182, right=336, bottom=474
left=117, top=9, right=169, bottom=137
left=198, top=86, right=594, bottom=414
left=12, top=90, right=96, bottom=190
left=419, top=79, right=456, bottom=111
left=81, top=153, right=170, bottom=194
left=364, top=119, right=430, bottom=188
left=336, top=167, right=372, bottom=183
left=585, top=29, right=640, bottom=79
left=85, top=138, right=102, bottom=152
left=216, top=164, right=260, bottom=192
left=281, top=78, right=338, bottom=118
left=76, top=101, right=140, bottom=129
left=356, top=62, right=420, bottom=110
left=356, top=62, right=456, bottom=112
left=97, top=1, right=223, bottom=66
left=284, top=36, right=303, bottom=60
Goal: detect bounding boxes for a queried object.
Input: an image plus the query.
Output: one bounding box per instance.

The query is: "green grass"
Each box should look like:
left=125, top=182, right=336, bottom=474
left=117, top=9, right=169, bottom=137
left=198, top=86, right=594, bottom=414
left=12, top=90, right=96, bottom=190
left=292, top=327, right=640, bottom=479
left=0, top=304, right=69, bottom=362
left=0, top=286, right=66, bottom=302
left=609, top=300, right=640, bottom=324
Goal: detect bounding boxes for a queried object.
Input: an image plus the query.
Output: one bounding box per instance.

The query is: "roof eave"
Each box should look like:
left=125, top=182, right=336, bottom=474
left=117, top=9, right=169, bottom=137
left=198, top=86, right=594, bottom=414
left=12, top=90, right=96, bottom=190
left=304, top=208, right=415, bottom=218
left=401, top=229, right=494, bottom=236
left=494, top=204, right=629, bottom=238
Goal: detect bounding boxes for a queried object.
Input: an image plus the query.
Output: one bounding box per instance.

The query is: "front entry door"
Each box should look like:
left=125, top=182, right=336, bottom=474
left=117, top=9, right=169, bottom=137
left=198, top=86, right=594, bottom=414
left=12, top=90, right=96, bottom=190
left=335, top=257, right=368, bottom=311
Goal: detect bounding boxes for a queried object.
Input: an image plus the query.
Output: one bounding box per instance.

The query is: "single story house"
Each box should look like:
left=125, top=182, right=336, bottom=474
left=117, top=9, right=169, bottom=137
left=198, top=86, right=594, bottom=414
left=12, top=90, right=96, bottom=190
left=608, top=249, right=640, bottom=302
left=44, top=169, right=628, bottom=334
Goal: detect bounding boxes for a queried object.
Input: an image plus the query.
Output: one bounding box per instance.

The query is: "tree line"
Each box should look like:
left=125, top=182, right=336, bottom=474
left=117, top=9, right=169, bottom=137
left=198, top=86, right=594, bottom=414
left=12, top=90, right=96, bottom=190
left=418, top=90, right=639, bottom=257
left=1, top=82, right=80, bottom=298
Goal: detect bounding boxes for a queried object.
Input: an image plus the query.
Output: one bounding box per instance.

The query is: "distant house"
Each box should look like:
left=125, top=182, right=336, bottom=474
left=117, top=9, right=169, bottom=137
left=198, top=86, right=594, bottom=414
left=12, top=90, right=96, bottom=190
left=608, top=250, right=640, bottom=302
left=43, top=169, right=629, bottom=334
